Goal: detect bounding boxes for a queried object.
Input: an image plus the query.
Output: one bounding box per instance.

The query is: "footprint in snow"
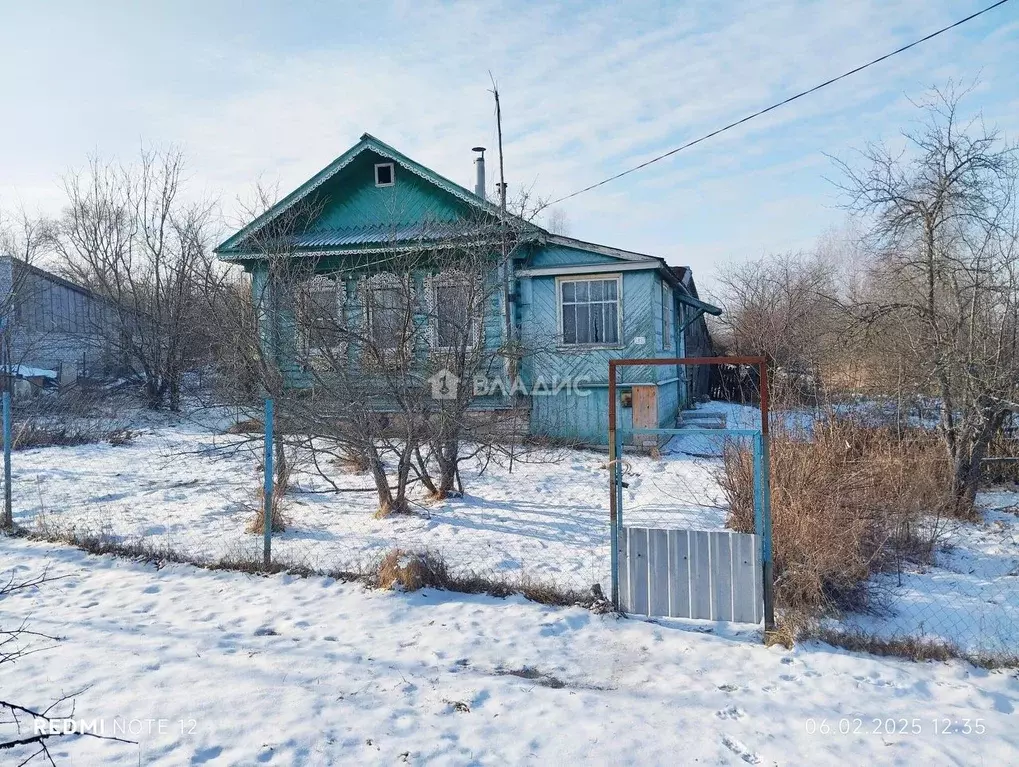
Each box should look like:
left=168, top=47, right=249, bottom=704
left=721, top=735, right=762, bottom=765
left=716, top=706, right=746, bottom=720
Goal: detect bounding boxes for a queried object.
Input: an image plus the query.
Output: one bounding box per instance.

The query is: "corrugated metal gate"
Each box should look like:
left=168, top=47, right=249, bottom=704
left=607, top=357, right=775, bottom=632
left=619, top=528, right=763, bottom=623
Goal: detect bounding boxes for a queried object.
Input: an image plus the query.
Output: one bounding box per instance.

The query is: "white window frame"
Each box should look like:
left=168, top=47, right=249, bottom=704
left=555, top=273, right=623, bottom=348
left=428, top=273, right=484, bottom=351
left=374, top=162, right=395, bottom=187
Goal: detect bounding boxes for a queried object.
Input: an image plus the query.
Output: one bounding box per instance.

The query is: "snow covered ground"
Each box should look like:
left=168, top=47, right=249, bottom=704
left=8, top=408, right=727, bottom=594
left=2, top=536, right=1017, bottom=766
left=839, top=492, right=1019, bottom=658
left=7, top=400, right=1019, bottom=658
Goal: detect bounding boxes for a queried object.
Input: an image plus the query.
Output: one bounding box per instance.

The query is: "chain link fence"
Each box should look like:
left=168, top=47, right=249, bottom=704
left=2, top=388, right=1018, bottom=664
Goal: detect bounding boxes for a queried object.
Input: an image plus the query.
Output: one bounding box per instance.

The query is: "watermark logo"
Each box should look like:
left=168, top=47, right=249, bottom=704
left=429, top=370, right=592, bottom=399
left=428, top=369, right=460, bottom=400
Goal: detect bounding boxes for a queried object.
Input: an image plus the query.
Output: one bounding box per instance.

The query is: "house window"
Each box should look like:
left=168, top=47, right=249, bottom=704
left=374, top=163, right=395, bottom=187
left=559, top=276, right=620, bottom=346
left=301, top=277, right=342, bottom=353
left=434, top=282, right=479, bottom=349
left=662, top=282, right=673, bottom=350
left=367, top=281, right=410, bottom=350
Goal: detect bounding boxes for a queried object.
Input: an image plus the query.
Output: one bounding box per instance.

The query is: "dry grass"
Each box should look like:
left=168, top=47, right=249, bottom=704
left=6, top=422, right=137, bottom=450
left=332, top=450, right=370, bottom=475
left=815, top=627, right=1019, bottom=668
left=226, top=418, right=263, bottom=435
left=246, top=478, right=289, bottom=534
left=721, top=419, right=955, bottom=615
left=982, top=432, right=1019, bottom=484
left=376, top=549, right=452, bottom=591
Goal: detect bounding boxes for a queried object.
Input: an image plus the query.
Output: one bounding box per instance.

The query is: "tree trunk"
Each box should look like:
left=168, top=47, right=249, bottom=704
left=145, top=377, right=164, bottom=409
left=947, top=412, right=1003, bottom=516
left=436, top=439, right=460, bottom=499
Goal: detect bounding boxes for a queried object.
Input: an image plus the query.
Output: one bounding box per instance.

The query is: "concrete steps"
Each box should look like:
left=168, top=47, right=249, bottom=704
left=676, top=410, right=727, bottom=430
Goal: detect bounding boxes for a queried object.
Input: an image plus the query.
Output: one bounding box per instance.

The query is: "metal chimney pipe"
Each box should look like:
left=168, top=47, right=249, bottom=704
left=472, top=146, right=486, bottom=199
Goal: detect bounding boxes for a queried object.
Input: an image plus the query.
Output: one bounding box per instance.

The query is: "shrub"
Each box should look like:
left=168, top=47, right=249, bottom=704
left=6, top=422, right=136, bottom=451
left=376, top=549, right=450, bottom=591
left=720, top=419, right=954, bottom=615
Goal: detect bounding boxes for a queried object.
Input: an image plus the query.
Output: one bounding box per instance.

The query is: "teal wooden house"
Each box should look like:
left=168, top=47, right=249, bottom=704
left=215, top=134, right=719, bottom=445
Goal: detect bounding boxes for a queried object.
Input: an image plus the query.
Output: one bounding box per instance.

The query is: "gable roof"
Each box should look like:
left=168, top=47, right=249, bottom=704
left=216, top=133, right=507, bottom=257
left=213, top=135, right=706, bottom=304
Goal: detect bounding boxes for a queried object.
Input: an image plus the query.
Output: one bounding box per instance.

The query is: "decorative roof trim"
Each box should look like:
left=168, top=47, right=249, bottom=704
left=541, top=233, right=660, bottom=263
left=515, top=262, right=658, bottom=278
left=216, top=134, right=509, bottom=255
left=221, top=240, right=504, bottom=262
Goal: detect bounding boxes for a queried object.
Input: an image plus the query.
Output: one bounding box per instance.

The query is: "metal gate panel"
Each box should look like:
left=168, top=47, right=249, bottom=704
left=620, top=527, right=763, bottom=623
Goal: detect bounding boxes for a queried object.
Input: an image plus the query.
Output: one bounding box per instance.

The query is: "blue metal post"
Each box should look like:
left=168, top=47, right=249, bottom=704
left=760, top=431, right=776, bottom=631
left=608, top=427, right=619, bottom=607
left=263, top=398, right=274, bottom=568
left=754, top=431, right=776, bottom=631
left=2, top=392, right=10, bottom=530
left=752, top=433, right=764, bottom=538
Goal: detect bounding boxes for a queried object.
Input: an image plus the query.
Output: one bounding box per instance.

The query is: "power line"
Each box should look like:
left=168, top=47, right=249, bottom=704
left=547, top=0, right=1014, bottom=207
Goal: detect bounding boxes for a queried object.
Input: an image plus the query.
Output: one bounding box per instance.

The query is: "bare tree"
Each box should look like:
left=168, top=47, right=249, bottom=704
left=714, top=249, right=845, bottom=402
left=835, top=82, right=1019, bottom=509
left=207, top=181, right=546, bottom=520
left=53, top=148, right=217, bottom=410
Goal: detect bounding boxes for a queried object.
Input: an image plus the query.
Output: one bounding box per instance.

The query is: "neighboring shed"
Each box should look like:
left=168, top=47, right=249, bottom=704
left=0, top=257, right=117, bottom=390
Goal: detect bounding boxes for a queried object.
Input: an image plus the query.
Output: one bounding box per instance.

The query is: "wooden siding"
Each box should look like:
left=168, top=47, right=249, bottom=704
left=231, top=141, right=710, bottom=443
left=519, top=261, right=688, bottom=443
left=527, top=243, right=621, bottom=268
left=306, top=151, right=472, bottom=233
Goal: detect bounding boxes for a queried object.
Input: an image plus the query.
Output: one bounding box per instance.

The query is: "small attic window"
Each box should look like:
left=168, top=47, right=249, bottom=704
left=374, top=162, right=394, bottom=187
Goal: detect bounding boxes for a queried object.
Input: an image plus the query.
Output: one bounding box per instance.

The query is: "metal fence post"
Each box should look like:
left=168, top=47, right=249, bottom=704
left=752, top=432, right=775, bottom=632
left=760, top=432, right=776, bottom=633
left=263, top=398, right=274, bottom=569
left=608, top=361, right=619, bottom=608
left=752, top=433, right=764, bottom=538
left=1, top=391, right=10, bottom=530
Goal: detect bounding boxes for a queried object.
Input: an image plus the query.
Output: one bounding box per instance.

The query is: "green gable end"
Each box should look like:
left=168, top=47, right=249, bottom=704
left=306, top=149, right=476, bottom=234
left=215, top=134, right=510, bottom=259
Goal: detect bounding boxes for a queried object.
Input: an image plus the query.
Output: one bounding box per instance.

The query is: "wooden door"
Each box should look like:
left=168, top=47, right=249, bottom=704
left=631, top=385, right=657, bottom=430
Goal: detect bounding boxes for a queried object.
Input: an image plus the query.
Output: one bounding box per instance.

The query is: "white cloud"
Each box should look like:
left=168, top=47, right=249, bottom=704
left=0, top=0, right=1015, bottom=282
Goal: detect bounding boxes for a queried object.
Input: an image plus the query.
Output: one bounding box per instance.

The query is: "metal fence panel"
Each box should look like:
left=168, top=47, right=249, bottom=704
left=689, top=530, right=713, bottom=620
left=733, top=532, right=762, bottom=624
left=648, top=528, right=670, bottom=616
left=622, top=526, right=762, bottom=623
left=667, top=530, right=691, bottom=618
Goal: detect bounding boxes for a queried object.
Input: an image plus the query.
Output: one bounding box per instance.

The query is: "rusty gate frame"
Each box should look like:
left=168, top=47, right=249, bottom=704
left=608, top=356, right=775, bottom=632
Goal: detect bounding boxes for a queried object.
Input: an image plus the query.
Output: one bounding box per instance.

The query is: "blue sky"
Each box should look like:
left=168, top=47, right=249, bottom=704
left=1, top=1, right=1016, bottom=291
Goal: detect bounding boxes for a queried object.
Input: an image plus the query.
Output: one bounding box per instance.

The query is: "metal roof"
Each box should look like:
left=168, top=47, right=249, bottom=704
left=295, top=221, right=495, bottom=248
